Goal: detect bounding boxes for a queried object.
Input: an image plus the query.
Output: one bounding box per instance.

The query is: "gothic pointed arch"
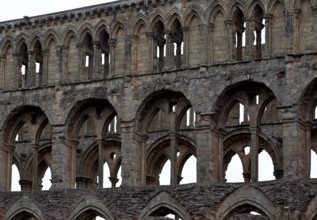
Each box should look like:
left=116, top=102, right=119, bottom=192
left=138, top=191, right=191, bottom=220
left=62, top=26, right=78, bottom=45
left=215, top=186, right=279, bottom=219
left=5, top=196, right=45, bottom=220
left=183, top=5, right=205, bottom=26
left=69, top=196, right=115, bottom=220
left=148, top=9, right=167, bottom=31
left=29, top=33, right=43, bottom=50
left=166, top=8, right=184, bottom=30
left=43, top=29, right=60, bottom=48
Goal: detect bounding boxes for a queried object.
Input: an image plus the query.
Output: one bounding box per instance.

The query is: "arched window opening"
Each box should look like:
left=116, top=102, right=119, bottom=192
left=227, top=102, right=248, bottom=127
left=256, top=95, right=260, bottom=104
left=314, top=106, right=317, bottom=119
left=258, top=149, right=275, bottom=181
left=19, top=42, right=28, bottom=88
left=34, top=41, right=43, bottom=85
left=101, top=162, right=111, bottom=188
left=153, top=20, right=166, bottom=71
left=233, top=8, right=245, bottom=61
left=83, top=33, right=94, bottom=80
left=225, top=205, right=268, bottom=220
left=146, top=207, right=183, bottom=220
left=185, top=107, right=196, bottom=127
left=180, top=155, right=197, bottom=184
left=311, top=150, right=317, bottom=178
left=261, top=98, right=278, bottom=124
left=41, top=167, right=52, bottom=190
left=75, top=210, right=106, bottom=220
left=11, top=164, right=21, bottom=191
left=100, top=29, right=110, bottom=76
left=21, top=65, right=26, bottom=75
left=160, top=159, right=171, bottom=185
left=108, top=115, right=119, bottom=133
left=225, top=153, right=244, bottom=182
left=116, top=166, right=122, bottom=187
left=239, top=103, right=245, bottom=124
left=11, top=211, right=39, bottom=220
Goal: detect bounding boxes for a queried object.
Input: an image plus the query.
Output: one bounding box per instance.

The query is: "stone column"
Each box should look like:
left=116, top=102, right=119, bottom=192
left=109, top=39, right=117, bottom=77
left=181, top=27, right=189, bottom=68
left=76, top=44, right=84, bottom=82
left=125, top=35, right=132, bottom=75
left=225, top=20, right=233, bottom=62
left=199, top=23, right=211, bottom=66
left=281, top=106, right=308, bottom=179
left=41, top=49, right=48, bottom=86
left=140, top=134, right=149, bottom=186
left=32, top=143, right=39, bottom=190
left=13, top=53, right=21, bottom=88
left=97, top=139, right=105, bottom=188
left=0, top=56, right=5, bottom=90
left=313, top=7, right=317, bottom=50
left=292, top=9, right=301, bottom=53
left=284, top=8, right=295, bottom=54
left=60, top=46, right=68, bottom=83
left=93, top=41, right=101, bottom=79
left=0, top=144, right=14, bottom=191
left=209, top=23, right=215, bottom=64
left=245, top=19, right=255, bottom=59
left=55, top=46, right=63, bottom=85
left=196, top=114, right=221, bottom=183
left=250, top=126, right=259, bottom=182
left=130, top=35, right=138, bottom=73
left=264, top=14, right=273, bottom=58
left=255, top=21, right=264, bottom=59
left=164, top=31, right=172, bottom=70
left=50, top=125, right=77, bottom=189
left=120, top=120, right=141, bottom=186
left=169, top=132, right=178, bottom=185
left=27, top=50, right=35, bottom=87
left=146, top=32, right=155, bottom=72
left=305, top=122, right=312, bottom=178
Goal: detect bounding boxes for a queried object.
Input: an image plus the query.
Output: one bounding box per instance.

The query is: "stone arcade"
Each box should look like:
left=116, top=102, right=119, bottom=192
left=1, top=0, right=317, bottom=219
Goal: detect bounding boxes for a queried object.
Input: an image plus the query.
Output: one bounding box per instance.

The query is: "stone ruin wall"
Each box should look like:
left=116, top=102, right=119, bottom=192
left=0, top=0, right=317, bottom=219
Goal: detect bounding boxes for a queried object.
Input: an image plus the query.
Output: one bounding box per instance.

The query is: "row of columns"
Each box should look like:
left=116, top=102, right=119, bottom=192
left=1, top=8, right=316, bottom=90
left=0, top=108, right=312, bottom=191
